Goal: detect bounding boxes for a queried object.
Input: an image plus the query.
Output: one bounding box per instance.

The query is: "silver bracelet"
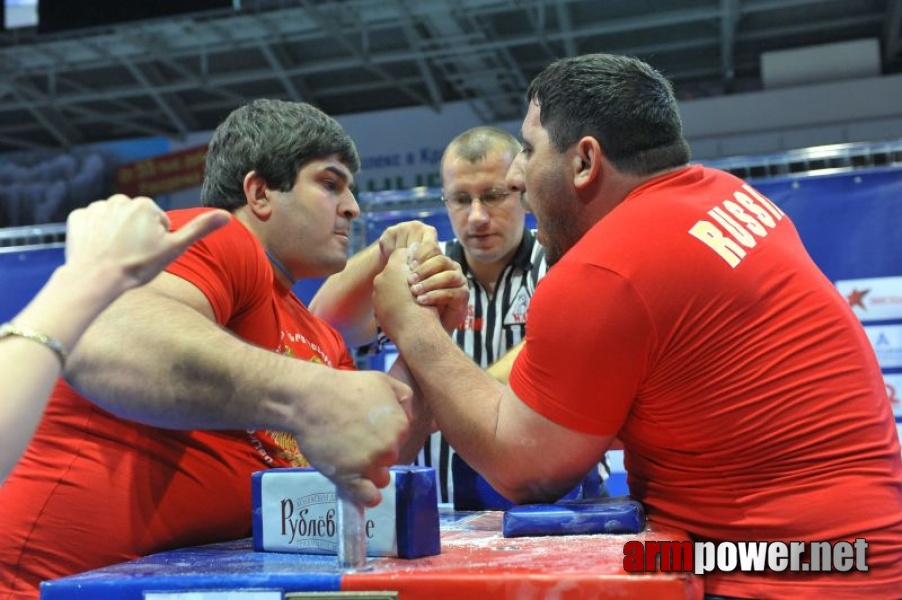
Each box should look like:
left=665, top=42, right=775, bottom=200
left=0, top=322, right=68, bottom=367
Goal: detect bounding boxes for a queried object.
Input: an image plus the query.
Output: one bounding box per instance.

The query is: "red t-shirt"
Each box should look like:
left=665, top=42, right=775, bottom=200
left=510, top=166, right=902, bottom=598
left=0, top=209, right=354, bottom=598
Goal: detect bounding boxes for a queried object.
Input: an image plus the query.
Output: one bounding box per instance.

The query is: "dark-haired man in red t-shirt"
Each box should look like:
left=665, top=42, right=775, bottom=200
left=0, top=99, right=466, bottom=599
left=373, top=54, right=902, bottom=599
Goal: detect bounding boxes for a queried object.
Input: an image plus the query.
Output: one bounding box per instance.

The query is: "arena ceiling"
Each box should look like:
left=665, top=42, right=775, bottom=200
left=0, top=0, right=899, bottom=154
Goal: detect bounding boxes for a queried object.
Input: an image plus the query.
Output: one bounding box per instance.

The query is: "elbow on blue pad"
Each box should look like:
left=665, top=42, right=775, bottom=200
left=451, top=454, right=645, bottom=538
left=502, top=498, right=646, bottom=538
left=452, top=453, right=603, bottom=511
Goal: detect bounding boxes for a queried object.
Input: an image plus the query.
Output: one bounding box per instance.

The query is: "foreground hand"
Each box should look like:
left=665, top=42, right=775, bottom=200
left=407, top=243, right=468, bottom=333
left=296, top=369, right=412, bottom=507
left=66, top=194, right=231, bottom=292
left=378, top=221, right=438, bottom=265
left=374, top=248, right=442, bottom=342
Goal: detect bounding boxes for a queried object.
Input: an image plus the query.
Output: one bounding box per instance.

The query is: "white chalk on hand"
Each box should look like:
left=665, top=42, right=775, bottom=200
left=406, top=242, right=419, bottom=269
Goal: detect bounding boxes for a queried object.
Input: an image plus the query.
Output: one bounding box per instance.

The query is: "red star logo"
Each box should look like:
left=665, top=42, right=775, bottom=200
left=846, top=288, right=869, bottom=309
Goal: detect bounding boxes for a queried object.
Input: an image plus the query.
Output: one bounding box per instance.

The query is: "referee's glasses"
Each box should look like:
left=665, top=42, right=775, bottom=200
left=442, top=188, right=516, bottom=212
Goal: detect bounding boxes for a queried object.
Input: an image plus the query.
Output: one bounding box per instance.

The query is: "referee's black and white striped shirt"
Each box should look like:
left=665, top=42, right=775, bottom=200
left=416, top=229, right=548, bottom=503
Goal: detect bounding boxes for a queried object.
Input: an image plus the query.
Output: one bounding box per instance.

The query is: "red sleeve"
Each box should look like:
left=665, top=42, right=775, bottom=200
left=164, top=210, right=270, bottom=326
left=337, top=346, right=356, bottom=371
left=509, top=262, right=657, bottom=436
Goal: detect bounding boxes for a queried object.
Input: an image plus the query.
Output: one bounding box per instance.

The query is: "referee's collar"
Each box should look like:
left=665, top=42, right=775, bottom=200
left=447, top=229, right=537, bottom=275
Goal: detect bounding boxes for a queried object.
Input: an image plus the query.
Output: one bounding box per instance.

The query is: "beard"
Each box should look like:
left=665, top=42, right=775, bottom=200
left=532, top=182, right=582, bottom=267
left=541, top=219, right=581, bottom=266
left=543, top=234, right=566, bottom=267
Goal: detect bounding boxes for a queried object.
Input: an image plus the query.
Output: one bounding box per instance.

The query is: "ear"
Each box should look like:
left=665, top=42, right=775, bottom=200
left=242, top=171, right=273, bottom=221
left=571, top=136, right=602, bottom=192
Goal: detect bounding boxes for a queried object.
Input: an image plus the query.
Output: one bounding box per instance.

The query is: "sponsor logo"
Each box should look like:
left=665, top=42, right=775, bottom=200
left=835, top=276, right=902, bottom=321
left=623, top=539, right=869, bottom=575
left=846, top=288, right=870, bottom=309
left=864, top=325, right=902, bottom=369
left=260, top=471, right=398, bottom=556
left=280, top=492, right=376, bottom=549
left=884, top=373, right=902, bottom=418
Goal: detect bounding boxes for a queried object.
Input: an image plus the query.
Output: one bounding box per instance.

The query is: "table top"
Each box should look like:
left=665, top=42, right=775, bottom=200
left=41, top=511, right=703, bottom=600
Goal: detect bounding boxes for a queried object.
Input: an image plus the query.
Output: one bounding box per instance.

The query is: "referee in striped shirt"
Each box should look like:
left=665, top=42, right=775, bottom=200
left=422, top=127, right=548, bottom=503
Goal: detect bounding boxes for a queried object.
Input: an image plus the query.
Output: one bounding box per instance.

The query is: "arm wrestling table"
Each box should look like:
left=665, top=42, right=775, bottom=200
left=40, top=510, right=703, bottom=600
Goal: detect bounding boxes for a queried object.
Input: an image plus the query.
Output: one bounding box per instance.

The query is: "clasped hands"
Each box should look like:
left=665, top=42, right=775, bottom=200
left=373, top=222, right=468, bottom=343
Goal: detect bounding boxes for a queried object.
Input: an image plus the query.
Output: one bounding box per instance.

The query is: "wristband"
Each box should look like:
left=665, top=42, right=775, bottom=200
left=0, top=322, right=68, bottom=367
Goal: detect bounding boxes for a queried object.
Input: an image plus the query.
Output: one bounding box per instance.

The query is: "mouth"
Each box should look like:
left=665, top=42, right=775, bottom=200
left=467, top=232, right=497, bottom=246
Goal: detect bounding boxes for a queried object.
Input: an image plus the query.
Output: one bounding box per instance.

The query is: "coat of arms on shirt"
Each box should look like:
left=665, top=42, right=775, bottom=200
left=503, top=287, right=530, bottom=326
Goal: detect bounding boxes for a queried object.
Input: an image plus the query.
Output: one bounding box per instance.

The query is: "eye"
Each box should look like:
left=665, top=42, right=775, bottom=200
left=322, top=178, right=339, bottom=192
left=482, top=190, right=509, bottom=205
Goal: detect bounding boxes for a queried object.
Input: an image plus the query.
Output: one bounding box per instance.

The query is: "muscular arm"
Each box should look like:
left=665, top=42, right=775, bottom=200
left=387, top=356, right=435, bottom=464
left=311, top=239, right=449, bottom=462
left=66, top=270, right=412, bottom=507
left=67, top=272, right=310, bottom=429
left=309, top=241, right=382, bottom=348
left=486, top=341, right=524, bottom=384
left=375, top=251, right=613, bottom=503
left=394, top=311, right=610, bottom=503
left=310, top=221, right=442, bottom=349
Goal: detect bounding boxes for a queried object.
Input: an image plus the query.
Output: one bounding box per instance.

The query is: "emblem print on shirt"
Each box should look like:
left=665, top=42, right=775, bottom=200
left=281, top=330, right=332, bottom=366
left=503, top=287, right=530, bottom=326
left=257, top=334, right=329, bottom=467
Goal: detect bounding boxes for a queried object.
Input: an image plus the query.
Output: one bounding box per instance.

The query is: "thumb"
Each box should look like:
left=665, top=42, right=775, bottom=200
left=342, top=477, right=383, bottom=509
left=378, top=237, right=390, bottom=264
left=421, top=227, right=438, bottom=245
left=169, top=210, right=231, bottom=252
left=388, top=377, right=414, bottom=420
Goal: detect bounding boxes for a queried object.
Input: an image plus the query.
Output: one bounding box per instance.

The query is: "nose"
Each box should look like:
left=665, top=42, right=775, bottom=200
left=467, top=199, right=490, bottom=225
left=505, top=152, right=526, bottom=194
left=341, top=191, right=361, bottom=221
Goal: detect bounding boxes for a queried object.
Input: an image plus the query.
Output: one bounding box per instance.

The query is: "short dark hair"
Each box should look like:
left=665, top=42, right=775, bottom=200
left=526, top=54, right=690, bottom=175
left=201, top=99, right=360, bottom=210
